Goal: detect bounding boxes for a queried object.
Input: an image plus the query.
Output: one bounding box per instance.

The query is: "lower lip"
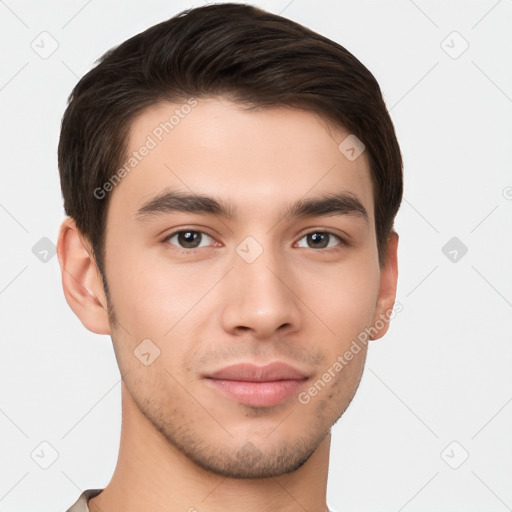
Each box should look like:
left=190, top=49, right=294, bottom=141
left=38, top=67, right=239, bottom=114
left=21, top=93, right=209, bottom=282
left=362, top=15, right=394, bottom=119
left=205, top=378, right=306, bottom=407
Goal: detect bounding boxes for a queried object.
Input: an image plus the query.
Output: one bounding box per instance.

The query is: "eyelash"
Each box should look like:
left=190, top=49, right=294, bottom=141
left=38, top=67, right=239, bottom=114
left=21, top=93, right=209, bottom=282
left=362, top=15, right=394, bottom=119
left=162, top=229, right=347, bottom=255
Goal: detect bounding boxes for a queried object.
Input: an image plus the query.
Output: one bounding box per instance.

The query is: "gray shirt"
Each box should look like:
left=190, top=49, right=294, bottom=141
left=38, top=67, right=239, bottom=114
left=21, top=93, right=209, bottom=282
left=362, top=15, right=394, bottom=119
left=66, top=488, right=338, bottom=511
left=65, top=489, right=102, bottom=512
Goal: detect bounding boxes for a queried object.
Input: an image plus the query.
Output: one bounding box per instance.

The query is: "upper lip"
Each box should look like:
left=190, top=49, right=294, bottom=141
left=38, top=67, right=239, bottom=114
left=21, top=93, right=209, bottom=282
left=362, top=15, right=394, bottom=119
left=204, top=362, right=308, bottom=382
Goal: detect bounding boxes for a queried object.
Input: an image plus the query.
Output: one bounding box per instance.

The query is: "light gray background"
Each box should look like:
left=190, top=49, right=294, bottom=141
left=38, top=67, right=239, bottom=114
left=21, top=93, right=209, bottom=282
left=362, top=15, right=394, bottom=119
left=1, top=0, right=511, bottom=510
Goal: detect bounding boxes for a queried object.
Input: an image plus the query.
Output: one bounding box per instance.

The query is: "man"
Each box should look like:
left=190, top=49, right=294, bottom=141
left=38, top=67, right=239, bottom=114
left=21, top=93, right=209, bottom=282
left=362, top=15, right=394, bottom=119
left=58, top=3, right=402, bottom=511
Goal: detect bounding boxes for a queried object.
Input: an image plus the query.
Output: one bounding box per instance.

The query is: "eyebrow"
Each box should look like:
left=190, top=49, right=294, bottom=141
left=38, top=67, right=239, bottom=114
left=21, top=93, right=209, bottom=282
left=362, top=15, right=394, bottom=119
left=135, top=189, right=369, bottom=224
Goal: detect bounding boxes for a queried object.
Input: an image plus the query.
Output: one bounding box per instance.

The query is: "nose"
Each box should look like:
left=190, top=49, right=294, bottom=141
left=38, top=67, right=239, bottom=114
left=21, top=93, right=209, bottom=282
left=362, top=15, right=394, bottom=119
left=219, top=243, right=302, bottom=339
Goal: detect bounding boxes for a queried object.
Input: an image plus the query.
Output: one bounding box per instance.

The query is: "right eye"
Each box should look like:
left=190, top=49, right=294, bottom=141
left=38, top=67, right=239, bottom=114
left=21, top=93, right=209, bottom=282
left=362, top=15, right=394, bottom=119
left=163, top=229, right=217, bottom=252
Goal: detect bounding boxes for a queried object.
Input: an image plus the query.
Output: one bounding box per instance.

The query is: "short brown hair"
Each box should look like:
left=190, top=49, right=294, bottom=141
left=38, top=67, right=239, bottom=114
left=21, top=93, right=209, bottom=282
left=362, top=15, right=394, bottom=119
left=58, top=2, right=403, bottom=281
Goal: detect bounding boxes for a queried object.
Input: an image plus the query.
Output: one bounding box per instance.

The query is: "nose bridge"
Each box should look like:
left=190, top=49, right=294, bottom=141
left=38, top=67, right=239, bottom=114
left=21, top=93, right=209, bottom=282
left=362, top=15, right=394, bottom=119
left=220, top=235, right=301, bottom=337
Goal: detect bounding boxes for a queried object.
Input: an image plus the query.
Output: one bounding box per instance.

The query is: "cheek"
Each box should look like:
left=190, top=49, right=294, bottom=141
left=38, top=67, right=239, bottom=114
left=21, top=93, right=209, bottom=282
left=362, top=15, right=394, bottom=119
left=297, top=257, right=380, bottom=344
left=105, top=249, right=206, bottom=375
left=105, top=244, right=185, bottom=331
left=318, top=263, right=378, bottom=403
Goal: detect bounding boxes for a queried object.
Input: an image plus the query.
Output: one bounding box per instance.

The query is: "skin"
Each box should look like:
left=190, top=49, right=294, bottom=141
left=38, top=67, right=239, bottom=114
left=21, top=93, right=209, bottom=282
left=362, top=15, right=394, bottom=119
left=57, top=97, right=398, bottom=512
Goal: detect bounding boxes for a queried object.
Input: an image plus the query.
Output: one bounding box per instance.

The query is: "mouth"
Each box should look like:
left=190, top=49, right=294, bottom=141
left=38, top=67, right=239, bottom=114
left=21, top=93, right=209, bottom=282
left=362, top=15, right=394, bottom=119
left=203, top=362, right=309, bottom=408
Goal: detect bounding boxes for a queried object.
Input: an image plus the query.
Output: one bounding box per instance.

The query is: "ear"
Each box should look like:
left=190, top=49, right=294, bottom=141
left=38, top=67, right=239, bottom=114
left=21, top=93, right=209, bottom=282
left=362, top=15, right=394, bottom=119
left=370, top=230, right=399, bottom=341
left=57, top=217, right=111, bottom=335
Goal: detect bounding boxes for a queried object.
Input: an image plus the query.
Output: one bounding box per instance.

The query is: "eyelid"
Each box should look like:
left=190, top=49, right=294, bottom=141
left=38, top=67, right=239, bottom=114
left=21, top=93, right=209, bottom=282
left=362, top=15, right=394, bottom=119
left=298, top=226, right=349, bottom=241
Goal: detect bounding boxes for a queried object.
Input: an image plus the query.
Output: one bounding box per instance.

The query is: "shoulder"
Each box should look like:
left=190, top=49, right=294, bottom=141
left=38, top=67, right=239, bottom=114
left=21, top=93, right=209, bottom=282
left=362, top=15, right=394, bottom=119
left=65, top=489, right=103, bottom=512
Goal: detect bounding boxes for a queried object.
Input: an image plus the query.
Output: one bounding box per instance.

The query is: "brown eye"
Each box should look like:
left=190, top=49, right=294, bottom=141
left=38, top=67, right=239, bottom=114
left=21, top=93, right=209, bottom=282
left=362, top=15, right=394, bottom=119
left=296, top=231, right=343, bottom=250
left=165, top=230, right=213, bottom=250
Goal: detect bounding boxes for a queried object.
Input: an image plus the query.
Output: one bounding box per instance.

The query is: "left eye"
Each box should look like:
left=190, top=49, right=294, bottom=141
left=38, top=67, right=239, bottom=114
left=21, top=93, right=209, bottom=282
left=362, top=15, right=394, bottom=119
left=164, top=230, right=214, bottom=250
left=295, top=231, right=342, bottom=250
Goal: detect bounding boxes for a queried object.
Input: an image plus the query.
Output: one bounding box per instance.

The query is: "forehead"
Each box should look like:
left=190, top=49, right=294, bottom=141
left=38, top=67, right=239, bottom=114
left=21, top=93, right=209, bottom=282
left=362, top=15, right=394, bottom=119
left=108, top=97, right=374, bottom=224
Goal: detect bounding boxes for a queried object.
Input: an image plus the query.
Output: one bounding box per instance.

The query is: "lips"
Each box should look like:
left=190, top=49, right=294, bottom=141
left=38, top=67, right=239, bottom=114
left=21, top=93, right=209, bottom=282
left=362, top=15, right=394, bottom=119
left=204, top=362, right=309, bottom=407
left=206, top=362, right=308, bottom=381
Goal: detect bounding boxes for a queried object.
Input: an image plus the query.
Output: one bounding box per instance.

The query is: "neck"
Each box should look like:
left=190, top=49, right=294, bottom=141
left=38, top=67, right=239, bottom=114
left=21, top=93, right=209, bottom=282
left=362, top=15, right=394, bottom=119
left=89, top=382, right=331, bottom=512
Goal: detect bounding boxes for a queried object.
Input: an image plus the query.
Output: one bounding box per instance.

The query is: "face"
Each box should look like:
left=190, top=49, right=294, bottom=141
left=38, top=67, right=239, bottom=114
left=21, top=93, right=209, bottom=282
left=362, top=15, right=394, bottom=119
left=95, top=97, right=396, bottom=478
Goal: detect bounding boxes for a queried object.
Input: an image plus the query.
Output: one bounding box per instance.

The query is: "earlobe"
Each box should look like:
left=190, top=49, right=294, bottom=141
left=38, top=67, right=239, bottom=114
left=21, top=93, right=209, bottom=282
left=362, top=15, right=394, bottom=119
left=57, top=217, right=111, bottom=335
left=370, top=230, right=399, bottom=341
